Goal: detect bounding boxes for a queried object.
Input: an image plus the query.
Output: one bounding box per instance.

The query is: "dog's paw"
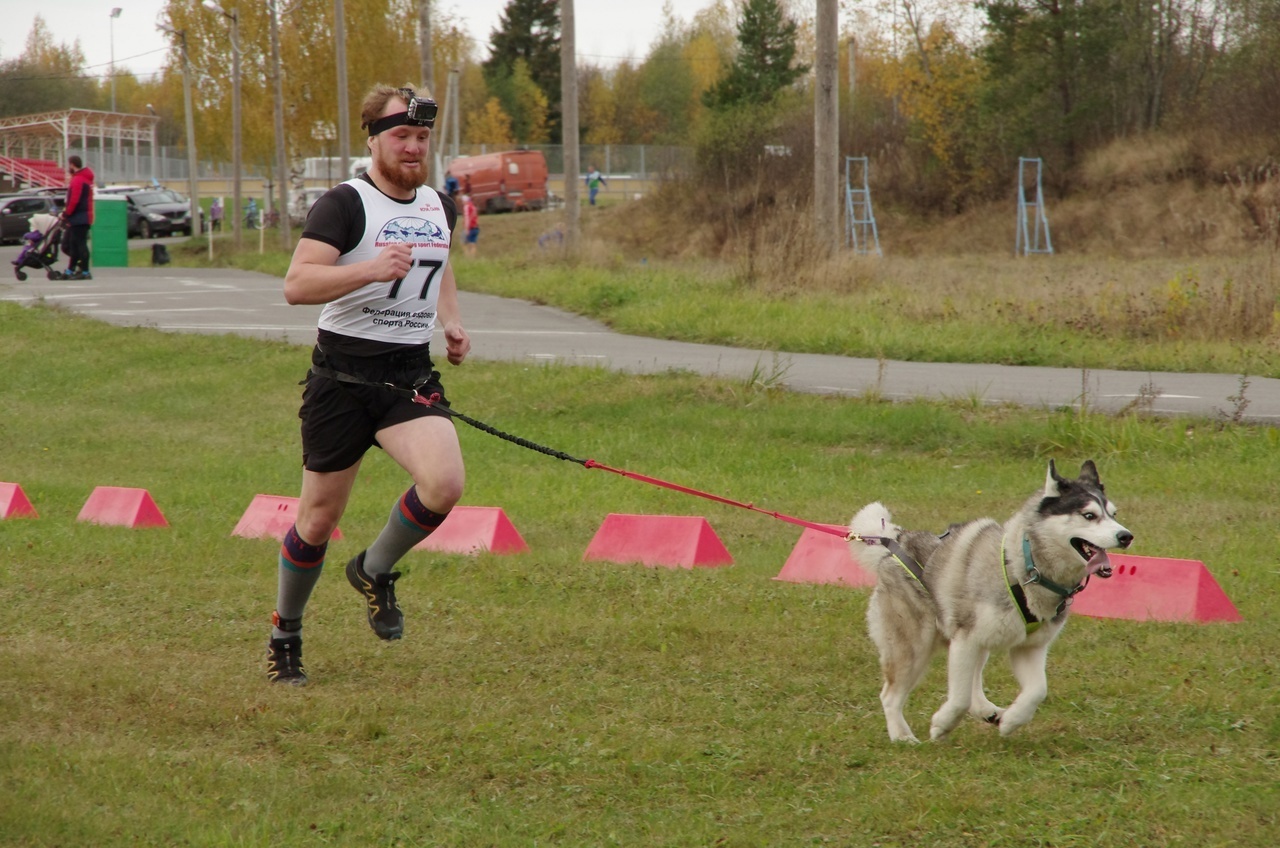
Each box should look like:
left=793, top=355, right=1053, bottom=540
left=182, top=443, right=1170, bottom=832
left=973, top=702, right=1005, bottom=725
left=979, top=705, right=1006, bottom=725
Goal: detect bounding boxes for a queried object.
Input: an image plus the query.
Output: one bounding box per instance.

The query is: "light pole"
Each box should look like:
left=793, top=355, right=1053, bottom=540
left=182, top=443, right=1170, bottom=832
left=203, top=1, right=242, bottom=250
left=158, top=24, right=201, bottom=244
left=109, top=7, right=122, bottom=113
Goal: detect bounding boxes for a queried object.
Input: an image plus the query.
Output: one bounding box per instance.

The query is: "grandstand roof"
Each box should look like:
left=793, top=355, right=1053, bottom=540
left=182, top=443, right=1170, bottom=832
left=0, top=109, right=161, bottom=189
left=0, top=108, right=159, bottom=158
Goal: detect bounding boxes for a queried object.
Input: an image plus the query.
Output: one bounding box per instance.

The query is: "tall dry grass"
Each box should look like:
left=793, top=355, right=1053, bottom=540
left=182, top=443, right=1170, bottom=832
left=598, top=174, right=1278, bottom=348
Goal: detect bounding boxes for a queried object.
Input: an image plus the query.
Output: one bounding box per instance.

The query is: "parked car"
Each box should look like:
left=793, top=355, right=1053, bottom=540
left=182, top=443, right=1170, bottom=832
left=0, top=194, right=57, bottom=244
left=445, top=150, right=549, bottom=213
left=17, top=186, right=67, bottom=200
left=124, top=189, right=199, bottom=238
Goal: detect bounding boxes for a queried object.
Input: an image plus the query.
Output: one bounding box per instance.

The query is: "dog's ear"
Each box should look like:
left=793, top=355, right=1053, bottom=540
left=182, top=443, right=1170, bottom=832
left=1077, top=459, right=1100, bottom=486
left=1044, top=459, right=1065, bottom=497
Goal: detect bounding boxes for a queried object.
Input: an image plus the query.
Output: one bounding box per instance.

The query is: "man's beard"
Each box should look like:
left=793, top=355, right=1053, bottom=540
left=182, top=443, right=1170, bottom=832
left=376, top=146, right=428, bottom=192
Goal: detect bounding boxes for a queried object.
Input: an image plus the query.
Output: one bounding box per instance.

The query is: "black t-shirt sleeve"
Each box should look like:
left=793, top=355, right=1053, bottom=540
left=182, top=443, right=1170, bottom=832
left=439, top=192, right=457, bottom=237
left=301, top=184, right=364, bottom=254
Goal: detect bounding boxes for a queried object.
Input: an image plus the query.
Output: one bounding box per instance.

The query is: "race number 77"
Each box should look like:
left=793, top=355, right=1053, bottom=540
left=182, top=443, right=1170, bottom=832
left=386, top=259, right=443, bottom=299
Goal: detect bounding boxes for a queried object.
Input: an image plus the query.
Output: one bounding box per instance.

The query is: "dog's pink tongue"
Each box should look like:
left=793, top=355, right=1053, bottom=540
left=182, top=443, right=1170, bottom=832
left=1087, top=549, right=1111, bottom=574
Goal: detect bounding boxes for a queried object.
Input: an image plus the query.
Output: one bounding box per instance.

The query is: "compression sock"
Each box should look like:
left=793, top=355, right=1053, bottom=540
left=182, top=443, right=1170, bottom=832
left=273, top=524, right=328, bottom=639
left=363, top=485, right=449, bottom=576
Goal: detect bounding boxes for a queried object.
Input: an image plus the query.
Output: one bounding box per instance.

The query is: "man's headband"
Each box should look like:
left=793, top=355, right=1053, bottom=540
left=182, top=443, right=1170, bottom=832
left=366, top=89, right=437, bottom=136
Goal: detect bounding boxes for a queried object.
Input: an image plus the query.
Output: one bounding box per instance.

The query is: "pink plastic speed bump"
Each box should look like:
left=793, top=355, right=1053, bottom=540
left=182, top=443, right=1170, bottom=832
left=0, top=482, right=38, bottom=519
left=773, top=532, right=1240, bottom=624
left=414, top=506, right=529, bottom=555
left=1072, top=553, right=1242, bottom=623
left=77, top=486, right=168, bottom=528
left=583, top=513, right=733, bottom=569
left=232, top=494, right=342, bottom=541
left=774, top=524, right=876, bottom=588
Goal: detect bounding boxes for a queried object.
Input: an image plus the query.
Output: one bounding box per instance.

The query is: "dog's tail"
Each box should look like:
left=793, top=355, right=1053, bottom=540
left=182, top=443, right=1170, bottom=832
left=847, top=502, right=903, bottom=576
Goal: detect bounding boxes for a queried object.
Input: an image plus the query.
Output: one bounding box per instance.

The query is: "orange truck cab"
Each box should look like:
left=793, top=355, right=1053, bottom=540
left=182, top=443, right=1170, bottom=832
left=446, top=150, right=548, bottom=213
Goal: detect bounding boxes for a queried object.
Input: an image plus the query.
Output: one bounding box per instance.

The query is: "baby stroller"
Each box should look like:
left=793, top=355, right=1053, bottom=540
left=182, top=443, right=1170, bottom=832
left=12, top=214, right=66, bottom=281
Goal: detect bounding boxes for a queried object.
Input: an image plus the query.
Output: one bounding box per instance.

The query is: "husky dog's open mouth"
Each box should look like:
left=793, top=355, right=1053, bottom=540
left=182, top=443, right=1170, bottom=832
left=1071, top=538, right=1113, bottom=578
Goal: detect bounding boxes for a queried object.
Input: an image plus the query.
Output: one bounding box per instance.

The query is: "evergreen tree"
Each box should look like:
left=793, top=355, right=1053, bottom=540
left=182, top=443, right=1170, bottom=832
left=703, top=0, right=808, bottom=109
left=482, top=0, right=561, bottom=139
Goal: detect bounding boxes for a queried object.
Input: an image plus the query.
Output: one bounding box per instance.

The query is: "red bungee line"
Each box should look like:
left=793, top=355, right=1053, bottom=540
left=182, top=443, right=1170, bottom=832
left=581, top=459, right=850, bottom=540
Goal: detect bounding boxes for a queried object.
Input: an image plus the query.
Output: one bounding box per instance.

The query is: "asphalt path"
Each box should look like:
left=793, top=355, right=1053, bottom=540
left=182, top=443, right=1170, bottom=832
left=3, top=250, right=1278, bottom=424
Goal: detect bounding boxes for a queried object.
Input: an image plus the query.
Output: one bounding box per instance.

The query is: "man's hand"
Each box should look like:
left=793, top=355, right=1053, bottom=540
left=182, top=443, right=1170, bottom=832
left=370, top=243, right=413, bottom=283
left=443, top=321, right=470, bottom=365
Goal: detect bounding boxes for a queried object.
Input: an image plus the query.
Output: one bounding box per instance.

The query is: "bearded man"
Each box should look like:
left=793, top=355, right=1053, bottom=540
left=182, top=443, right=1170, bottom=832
left=265, top=84, right=470, bottom=685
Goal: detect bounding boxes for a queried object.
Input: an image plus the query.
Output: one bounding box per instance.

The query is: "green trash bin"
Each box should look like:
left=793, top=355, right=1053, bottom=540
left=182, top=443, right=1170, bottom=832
left=92, top=194, right=129, bottom=268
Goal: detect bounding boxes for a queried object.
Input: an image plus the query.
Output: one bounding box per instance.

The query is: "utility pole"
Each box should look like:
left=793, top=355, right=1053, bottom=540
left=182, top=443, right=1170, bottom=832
left=269, top=0, right=292, bottom=250
left=449, top=69, right=459, bottom=160
left=109, top=8, right=122, bottom=113
left=159, top=24, right=201, bottom=244
left=419, top=0, right=442, bottom=188
left=335, top=0, right=350, bottom=182
left=418, top=0, right=435, bottom=96
left=434, top=68, right=459, bottom=165
left=203, top=2, right=243, bottom=250
left=560, top=0, right=579, bottom=254
left=814, top=0, right=840, bottom=256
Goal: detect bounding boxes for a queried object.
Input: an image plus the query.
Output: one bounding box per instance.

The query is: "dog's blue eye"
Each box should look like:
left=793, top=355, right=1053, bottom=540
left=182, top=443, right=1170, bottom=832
left=1083, top=511, right=1097, bottom=520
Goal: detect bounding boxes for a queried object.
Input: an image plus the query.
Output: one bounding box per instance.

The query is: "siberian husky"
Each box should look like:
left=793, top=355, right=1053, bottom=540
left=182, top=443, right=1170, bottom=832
left=848, top=460, right=1133, bottom=742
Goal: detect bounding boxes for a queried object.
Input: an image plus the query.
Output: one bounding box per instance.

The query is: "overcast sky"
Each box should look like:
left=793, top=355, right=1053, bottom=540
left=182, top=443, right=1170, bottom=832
left=1, top=0, right=725, bottom=81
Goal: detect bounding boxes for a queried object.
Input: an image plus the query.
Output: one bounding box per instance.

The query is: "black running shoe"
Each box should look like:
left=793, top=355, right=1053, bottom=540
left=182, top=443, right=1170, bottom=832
left=346, top=552, right=404, bottom=640
left=266, top=635, right=308, bottom=685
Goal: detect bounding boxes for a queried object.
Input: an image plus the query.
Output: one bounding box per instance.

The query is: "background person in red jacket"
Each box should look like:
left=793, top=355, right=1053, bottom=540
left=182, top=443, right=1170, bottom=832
left=61, top=155, right=95, bottom=280
left=462, top=194, right=479, bottom=257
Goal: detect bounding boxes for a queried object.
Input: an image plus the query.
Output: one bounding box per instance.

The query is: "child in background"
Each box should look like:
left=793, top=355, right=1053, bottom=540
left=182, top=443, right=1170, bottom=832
left=463, top=194, right=479, bottom=257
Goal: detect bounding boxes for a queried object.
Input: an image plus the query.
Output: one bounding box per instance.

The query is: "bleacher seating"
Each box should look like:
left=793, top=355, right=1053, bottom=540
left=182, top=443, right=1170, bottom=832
left=0, top=156, right=66, bottom=191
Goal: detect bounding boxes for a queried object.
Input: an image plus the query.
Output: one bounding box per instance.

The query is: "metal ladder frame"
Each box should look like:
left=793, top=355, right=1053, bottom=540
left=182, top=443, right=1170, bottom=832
left=845, top=156, right=882, bottom=256
left=1015, top=157, right=1053, bottom=256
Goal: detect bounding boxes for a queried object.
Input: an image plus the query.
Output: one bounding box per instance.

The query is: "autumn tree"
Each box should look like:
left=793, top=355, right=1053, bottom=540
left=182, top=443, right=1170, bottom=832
left=0, top=16, right=100, bottom=117
left=877, top=16, right=986, bottom=207
left=468, top=97, right=515, bottom=146
left=580, top=66, right=622, bottom=145
left=161, top=0, right=429, bottom=176
left=485, top=57, right=550, bottom=144
left=638, top=37, right=697, bottom=142
left=608, top=61, right=663, bottom=144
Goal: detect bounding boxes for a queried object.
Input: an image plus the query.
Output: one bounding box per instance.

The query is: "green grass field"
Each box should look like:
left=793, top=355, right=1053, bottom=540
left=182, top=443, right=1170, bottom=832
left=2, top=301, right=1277, bottom=846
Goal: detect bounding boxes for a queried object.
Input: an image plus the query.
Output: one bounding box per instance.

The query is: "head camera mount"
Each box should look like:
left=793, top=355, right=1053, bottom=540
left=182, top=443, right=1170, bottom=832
left=366, top=88, right=438, bottom=137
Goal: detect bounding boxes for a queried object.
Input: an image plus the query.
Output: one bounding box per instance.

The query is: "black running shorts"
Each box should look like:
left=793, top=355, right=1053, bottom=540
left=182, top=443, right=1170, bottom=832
left=299, top=345, right=451, bottom=473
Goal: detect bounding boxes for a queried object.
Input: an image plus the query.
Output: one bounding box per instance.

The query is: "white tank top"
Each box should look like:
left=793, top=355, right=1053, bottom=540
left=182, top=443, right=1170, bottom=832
left=316, top=179, right=453, bottom=345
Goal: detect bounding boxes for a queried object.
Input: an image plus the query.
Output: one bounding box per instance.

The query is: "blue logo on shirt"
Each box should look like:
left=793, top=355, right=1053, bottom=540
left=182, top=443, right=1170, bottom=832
left=379, top=217, right=445, bottom=243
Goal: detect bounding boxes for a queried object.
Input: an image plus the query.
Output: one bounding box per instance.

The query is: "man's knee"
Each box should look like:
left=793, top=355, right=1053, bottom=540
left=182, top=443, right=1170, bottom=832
left=415, top=473, right=464, bottom=513
left=294, top=496, right=348, bottom=543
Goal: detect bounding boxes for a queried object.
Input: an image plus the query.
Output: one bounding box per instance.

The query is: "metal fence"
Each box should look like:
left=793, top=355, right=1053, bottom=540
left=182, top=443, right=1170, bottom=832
left=90, top=144, right=692, bottom=187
